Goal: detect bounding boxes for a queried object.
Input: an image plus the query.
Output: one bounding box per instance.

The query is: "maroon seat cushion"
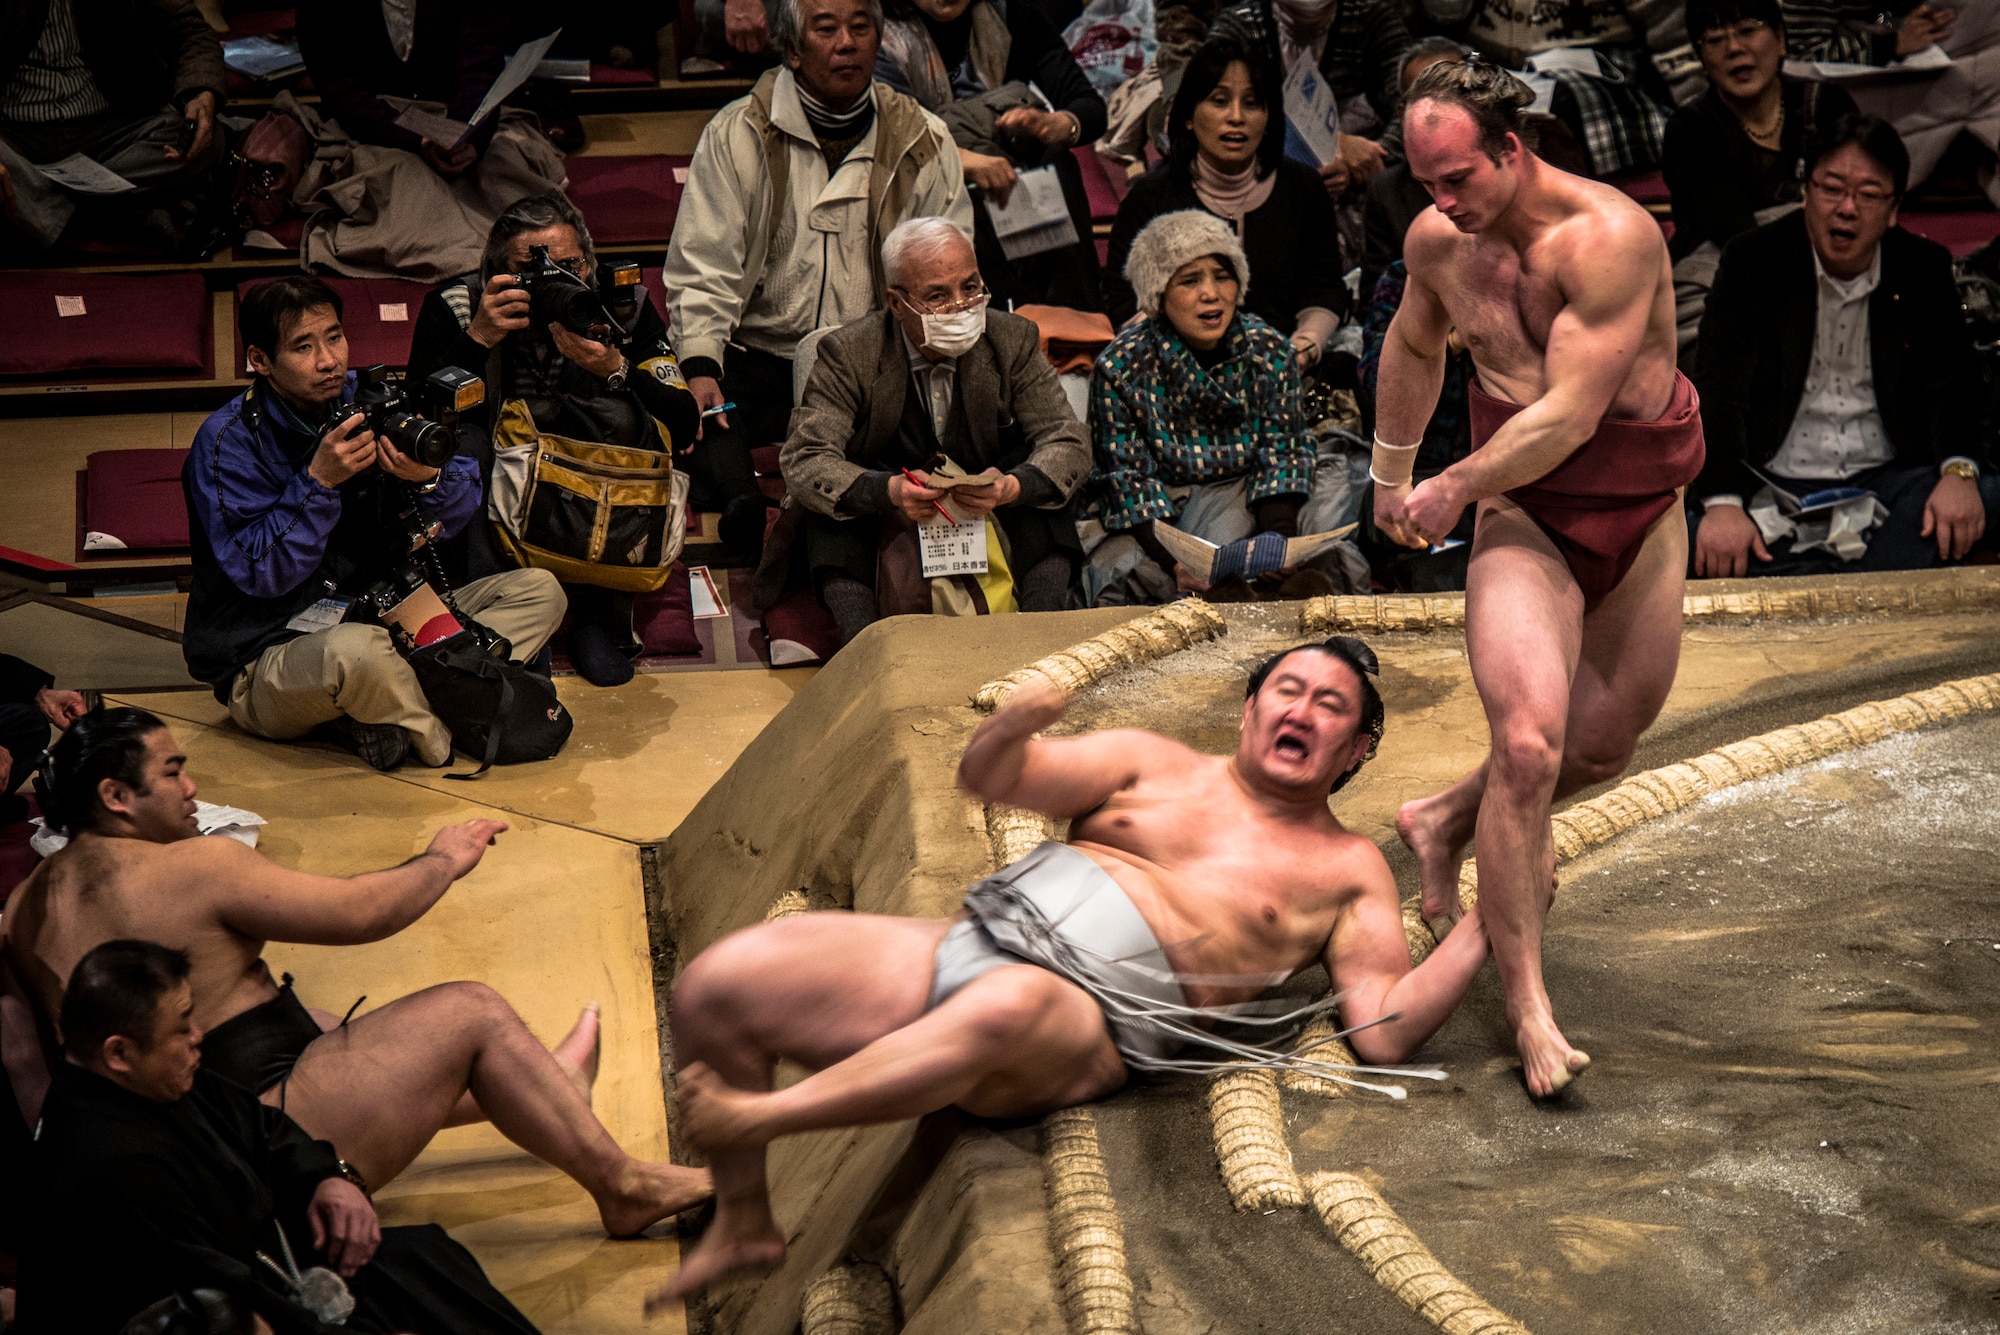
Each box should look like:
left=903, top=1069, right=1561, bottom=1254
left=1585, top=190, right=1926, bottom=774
left=234, top=277, right=426, bottom=375
left=1611, top=169, right=1670, bottom=205
left=84, top=450, right=192, bottom=553
left=566, top=155, right=689, bottom=245
left=1900, top=209, right=2000, bottom=256
left=0, top=273, right=210, bottom=378
left=590, top=62, right=658, bottom=85
left=760, top=583, right=841, bottom=666
left=1072, top=145, right=1130, bottom=223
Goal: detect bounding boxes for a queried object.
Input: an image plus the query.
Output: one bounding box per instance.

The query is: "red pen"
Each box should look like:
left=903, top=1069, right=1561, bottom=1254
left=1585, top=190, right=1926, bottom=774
left=900, top=467, right=958, bottom=523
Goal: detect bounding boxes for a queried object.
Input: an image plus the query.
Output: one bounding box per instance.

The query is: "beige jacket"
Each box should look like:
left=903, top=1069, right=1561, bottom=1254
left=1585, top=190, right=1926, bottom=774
left=662, top=68, right=973, bottom=371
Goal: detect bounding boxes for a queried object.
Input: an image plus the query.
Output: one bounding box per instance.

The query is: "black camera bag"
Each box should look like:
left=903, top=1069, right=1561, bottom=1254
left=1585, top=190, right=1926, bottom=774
left=408, top=632, right=572, bottom=778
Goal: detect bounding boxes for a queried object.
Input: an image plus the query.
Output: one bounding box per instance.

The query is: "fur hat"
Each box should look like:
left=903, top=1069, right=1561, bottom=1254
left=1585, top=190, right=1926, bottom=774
left=1123, top=210, right=1251, bottom=318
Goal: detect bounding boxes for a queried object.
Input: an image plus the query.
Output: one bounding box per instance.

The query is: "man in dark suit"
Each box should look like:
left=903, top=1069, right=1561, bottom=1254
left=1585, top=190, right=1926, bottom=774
left=763, top=216, right=1092, bottom=645
left=1691, top=114, right=2000, bottom=577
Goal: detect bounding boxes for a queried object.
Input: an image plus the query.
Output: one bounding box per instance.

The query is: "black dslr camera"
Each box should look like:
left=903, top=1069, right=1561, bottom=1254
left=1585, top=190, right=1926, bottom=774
left=324, top=363, right=485, bottom=470
left=514, top=246, right=645, bottom=342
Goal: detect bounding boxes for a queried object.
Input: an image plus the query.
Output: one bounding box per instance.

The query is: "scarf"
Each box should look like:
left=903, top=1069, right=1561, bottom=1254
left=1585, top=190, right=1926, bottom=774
left=1191, top=154, right=1277, bottom=223
left=879, top=0, right=1011, bottom=111
left=796, top=79, right=876, bottom=139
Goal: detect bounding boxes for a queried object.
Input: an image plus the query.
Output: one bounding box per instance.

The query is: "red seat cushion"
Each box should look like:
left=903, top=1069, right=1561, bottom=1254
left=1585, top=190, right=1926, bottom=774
left=566, top=155, right=689, bottom=245
left=1899, top=209, right=2000, bottom=256
left=760, top=582, right=841, bottom=666
left=590, top=62, right=658, bottom=85
left=1612, top=169, right=1670, bottom=205
left=749, top=445, right=782, bottom=475
left=0, top=273, right=210, bottom=378
left=235, top=277, right=427, bottom=375
left=1072, top=145, right=1131, bottom=223
left=84, top=450, right=192, bottom=553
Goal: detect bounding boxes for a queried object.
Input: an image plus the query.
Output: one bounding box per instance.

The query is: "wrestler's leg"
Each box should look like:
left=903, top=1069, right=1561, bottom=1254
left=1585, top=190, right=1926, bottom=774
left=660, top=913, right=1123, bottom=1301
left=1459, top=499, right=1592, bottom=1097
left=1563, top=504, right=1689, bottom=786
left=267, top=982, right=710, bottom=1236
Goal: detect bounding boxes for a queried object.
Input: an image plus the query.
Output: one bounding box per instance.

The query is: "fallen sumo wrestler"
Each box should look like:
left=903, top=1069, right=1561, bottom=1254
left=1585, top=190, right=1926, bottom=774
left=1371, top=58, right=1705, bottom=1097
left=654, top=636, right=1497, bottom=1302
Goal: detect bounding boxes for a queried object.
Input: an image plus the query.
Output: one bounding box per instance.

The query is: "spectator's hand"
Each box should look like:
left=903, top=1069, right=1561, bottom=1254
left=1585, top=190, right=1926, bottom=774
left=34, top=686, right=87, bottom=729
left=1691, top=502, right=1771, bottom=577
left=1317, top=156, right=1351, bottom=200
left=725, top=0, right=772, bottom=53
left=1400, top=474, right=1467, bottom=547
left=374, top=437, right=441, bottom=484
left=948, top=468, right=1019, bottom=517
left=995, top=107, right=1081, bottom=146
left=419, top=138, right=478, bottom=178
left=308, top=413, right=378, bottom=489
left=426, top=818, right=510, bottom=880
left=1897, top=3, right=1956, bottom=55
left=549, top=322, right=625, bottom=380
left=1290, top=330, right=1322, bottom=369
left=1922, top=471, right=1985, bottom=560
left=1337, top=134, right=1385, bottom=189
left=1373, top=479, right=1426, bottom=549
left=1173, top=562, right=1209, bottom=593
left=166, top=91, right=217, bottom=163
left=888, top=471, right=949, bottom=525
left=689, top=375, right=727, bottom=442
left=468, top=274, right=531, bottom=348
left=962, top=149, right=1019, bottom=206
left=307, top=1177, right=380, bottom=1278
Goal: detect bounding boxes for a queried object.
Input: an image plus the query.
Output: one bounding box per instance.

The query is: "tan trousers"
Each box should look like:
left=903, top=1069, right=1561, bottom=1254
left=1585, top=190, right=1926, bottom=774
left=228, top=569, right=566, bottom=767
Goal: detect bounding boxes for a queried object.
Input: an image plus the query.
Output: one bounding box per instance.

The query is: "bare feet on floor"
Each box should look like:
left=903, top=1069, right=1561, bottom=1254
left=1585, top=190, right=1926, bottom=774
left=645, top=1204, right=786, bottom=1308
left=1398, top=794, right=1471, bottom=929
left=554, top=1002, right=603, bottom=1102
left=1513, top=1011, right=1590, bottom=1099
left=676, top=1061, right=776, bottom=1153
left=598, top=1161, right=714, bottom=1238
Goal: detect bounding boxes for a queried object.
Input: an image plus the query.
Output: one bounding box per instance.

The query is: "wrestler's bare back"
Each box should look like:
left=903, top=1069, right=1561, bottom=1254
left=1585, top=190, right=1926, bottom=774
left=1064, top=732, right=1389, bottom=1010
left=1402, top=168, right=1677, bottom=418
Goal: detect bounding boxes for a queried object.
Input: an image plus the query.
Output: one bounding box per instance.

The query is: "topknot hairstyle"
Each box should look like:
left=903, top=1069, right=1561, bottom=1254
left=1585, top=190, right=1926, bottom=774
left=1245, top=637, right=1385, bottom=794
left=36, top=706, right=169, bottom=836
left=1403, top=57, right=1537, bottom=163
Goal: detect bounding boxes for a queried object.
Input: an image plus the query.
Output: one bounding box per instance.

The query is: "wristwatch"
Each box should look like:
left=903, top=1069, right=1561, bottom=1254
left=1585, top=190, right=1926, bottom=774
left=1941, top=458, right=1980, bottom=482
left=605, top=357, right=629, bottom=391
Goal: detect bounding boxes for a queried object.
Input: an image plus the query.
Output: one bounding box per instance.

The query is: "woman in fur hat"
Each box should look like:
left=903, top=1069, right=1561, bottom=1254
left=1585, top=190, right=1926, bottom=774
left=1083, top=209, right=1367, bottom=606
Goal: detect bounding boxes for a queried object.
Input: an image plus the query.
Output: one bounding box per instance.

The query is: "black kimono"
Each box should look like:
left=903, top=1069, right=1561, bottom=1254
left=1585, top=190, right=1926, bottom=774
left=22, top=1062, right=539, bottom=1335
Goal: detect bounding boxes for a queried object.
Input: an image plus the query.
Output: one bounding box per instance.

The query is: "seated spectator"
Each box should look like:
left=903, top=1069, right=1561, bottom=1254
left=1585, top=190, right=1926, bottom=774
left=1102, top=38, right=1348, bottom=370
left=292, top=0, right=567, bottom=282
left=0, top=0, right=226, bottom=258
left=1087, top=209, right=1366, bottom=606
left=1692, top=115, right=1999, bottom=577
left=183, top=277, right=564, bottom=771
left=1779, top=0, right=1955, bottom=66
left=874, top=0, right=1108, bottom=309
left=5, top=709, right=712, bottom=1241
left=766, top=217, right=1090, bottom=643
left=408, top=194, right=701, bottom=687
left=1663, top=0, right=1857, bottom=354
left=1207, top=0, right=1412, bottom=196
left=665, top=0, right=972, bottom=559
left=27, top=939, right=542, bottom=1334
left=0, top=655, right=83, bottom=826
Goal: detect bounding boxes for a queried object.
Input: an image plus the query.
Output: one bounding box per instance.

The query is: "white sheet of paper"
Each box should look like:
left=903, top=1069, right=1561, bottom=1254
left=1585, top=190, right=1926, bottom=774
left=919, top=515, right=990, bottom=577
left=393, top=103, right=474, bottom=147
left=688, top=565, right=726, bottom=618
left=1783, top=44, right=1953, bottom=79
left=983, top=164, right=1070, bottom=238
left=378, top=302, right=408, bottom=322
left=1282, top=57, right=1341, bottom=168
left=55, top=294, right=86, bottom=317
left=36, top=153, right=136, bottom=194
left=470, top=30, right=564, bottom=127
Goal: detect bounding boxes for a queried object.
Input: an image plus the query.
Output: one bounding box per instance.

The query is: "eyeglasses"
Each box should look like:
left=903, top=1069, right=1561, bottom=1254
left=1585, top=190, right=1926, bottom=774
left=1698, top=19, right=1771, bottom=52
left=893, top=281, right=988, bottom=315
left=1807, top=175, right=1896, bottom=209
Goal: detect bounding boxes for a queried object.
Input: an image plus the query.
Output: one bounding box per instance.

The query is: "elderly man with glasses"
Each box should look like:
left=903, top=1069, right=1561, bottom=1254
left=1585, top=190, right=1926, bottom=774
left=1691, top=113, right=1999, bottom=578
left=755, top=215, right=1091, bottom=644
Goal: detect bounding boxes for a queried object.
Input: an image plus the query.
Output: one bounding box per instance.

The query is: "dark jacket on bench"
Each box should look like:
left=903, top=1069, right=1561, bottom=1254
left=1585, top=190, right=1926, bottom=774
left=0, top=0, right=225, bottom=119
left=181, top=374, right=482, bottom=692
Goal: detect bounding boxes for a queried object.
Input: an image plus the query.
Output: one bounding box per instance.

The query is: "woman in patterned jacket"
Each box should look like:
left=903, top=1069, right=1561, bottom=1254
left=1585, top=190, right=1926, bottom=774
left=1084, top=209, right=1367, bottom=605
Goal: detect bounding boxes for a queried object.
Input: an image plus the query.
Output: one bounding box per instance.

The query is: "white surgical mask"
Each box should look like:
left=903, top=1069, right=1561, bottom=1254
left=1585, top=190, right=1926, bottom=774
left=919, top=297, right=988, bottom=358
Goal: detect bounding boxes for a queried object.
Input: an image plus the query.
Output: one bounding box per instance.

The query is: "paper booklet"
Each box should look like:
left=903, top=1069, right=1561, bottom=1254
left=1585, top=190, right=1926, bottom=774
left=394, top=29, right=562, bottom=148
left=1783, top=43, right=1951, bottom=81
left=983, top=165, right=1079, bottom=260
left=1152, top=520, right=1357, bottom=584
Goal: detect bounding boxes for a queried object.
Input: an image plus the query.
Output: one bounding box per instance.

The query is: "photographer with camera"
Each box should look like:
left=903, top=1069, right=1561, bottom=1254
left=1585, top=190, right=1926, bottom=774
left=182, top=276, right=565, bottom=771
left=408, top=193, right=700, bottom=687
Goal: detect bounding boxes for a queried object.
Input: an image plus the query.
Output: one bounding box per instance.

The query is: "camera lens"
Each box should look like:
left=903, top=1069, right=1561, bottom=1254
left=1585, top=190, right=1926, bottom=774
left=378, top=410, right=456, bottom=469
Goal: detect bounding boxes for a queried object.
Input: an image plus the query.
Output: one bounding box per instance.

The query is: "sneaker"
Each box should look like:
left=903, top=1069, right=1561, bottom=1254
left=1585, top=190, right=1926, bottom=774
left=333, top=718, right=410, bottom=771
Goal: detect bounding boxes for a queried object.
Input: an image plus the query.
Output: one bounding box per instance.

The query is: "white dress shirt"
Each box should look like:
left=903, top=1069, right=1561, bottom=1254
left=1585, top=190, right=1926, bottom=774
left=904, top=330, right=957, bottom=443
left=1769, top=248, right=1894, bottom=482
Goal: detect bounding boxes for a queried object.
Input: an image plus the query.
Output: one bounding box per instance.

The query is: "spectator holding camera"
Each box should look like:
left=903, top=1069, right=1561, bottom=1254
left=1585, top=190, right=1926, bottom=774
left=408, top=194, right=700, bottom=686
left=182, top=276, right=565, bottom=771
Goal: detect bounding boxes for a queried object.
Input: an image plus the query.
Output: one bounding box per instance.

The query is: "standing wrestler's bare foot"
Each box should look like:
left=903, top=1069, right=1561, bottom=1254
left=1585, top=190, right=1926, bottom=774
left=1513, top=1009, right=1590, bottom=1099
left=645, top=1195, right=787, bottom=1307
left=676, top=1061, right=779, bottom=1152
left=1398, top=793, right=1475, bottom=928
left=598, top=1160, right=715, bottom=1238
left=553, top=1002, right=602, bottom=1101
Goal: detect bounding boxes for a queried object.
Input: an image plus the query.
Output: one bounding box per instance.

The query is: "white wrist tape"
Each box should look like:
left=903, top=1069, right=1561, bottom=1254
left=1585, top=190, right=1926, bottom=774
left=1369, top=433, right=1421, bottom=489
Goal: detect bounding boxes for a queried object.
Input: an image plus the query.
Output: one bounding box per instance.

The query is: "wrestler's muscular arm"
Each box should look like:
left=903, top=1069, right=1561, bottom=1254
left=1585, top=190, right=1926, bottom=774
left=958, top=676, right=1149, bottom=820
left=1325, top=846, right=1491, bottom=1065
left=1400, top=209, right=1664, bottom=546
left=1372, top=229, right=1455, bottom=549
left=196, top=819, right=509, bottom=946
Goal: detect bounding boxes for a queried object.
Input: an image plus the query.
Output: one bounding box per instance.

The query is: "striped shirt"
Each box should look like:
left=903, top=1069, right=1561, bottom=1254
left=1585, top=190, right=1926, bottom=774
left=1, top=0, right=111, bottom=124
left=1779, top=0, right=1897, bottom=65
